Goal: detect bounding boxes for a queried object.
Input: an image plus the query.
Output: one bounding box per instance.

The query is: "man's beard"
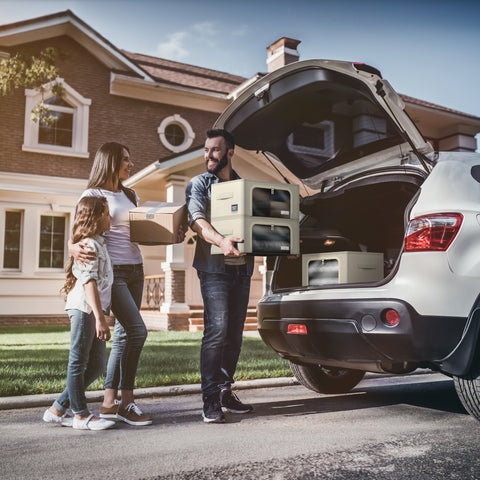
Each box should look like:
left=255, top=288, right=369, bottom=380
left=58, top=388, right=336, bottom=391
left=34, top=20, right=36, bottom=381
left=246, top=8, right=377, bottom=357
left=206, top=151, right=229, bottom=175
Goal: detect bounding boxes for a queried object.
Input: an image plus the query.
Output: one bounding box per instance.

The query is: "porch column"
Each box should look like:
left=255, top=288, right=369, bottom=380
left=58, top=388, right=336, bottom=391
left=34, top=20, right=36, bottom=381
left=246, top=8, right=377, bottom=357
left=159, top=175, right=190, bottom=330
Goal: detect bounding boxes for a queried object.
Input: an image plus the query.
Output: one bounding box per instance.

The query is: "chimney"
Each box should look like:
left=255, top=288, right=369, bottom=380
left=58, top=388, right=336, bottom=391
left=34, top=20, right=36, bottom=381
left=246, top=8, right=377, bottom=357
left=266, top=37, right=301, bottom=73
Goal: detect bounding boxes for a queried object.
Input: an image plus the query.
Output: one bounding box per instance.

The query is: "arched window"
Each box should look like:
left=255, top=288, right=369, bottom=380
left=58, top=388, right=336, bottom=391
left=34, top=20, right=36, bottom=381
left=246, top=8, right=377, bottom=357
left=158, top=114, right=195, bottom=153
left=23, top=78, right=91, bottom=158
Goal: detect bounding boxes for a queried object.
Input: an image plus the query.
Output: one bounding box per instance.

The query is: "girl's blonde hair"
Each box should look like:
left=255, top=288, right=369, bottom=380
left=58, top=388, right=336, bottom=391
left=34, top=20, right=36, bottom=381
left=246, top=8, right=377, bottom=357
left=62, top=196, right=109, bottom=297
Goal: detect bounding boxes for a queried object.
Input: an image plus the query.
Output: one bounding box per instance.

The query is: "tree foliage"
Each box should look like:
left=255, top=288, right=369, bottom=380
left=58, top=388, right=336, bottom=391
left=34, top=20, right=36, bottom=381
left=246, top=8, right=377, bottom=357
left=0, top=47, right=64, bottom=125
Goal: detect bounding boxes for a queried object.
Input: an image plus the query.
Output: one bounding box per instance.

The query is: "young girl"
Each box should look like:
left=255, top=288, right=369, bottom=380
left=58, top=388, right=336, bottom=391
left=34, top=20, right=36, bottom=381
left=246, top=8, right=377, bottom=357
left=43, top=196, right=116, bottom=431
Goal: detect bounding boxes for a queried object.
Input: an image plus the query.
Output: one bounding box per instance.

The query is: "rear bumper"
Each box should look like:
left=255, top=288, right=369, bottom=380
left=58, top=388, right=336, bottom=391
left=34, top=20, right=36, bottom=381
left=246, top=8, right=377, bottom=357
left=257, top=297, right=475, bottom=375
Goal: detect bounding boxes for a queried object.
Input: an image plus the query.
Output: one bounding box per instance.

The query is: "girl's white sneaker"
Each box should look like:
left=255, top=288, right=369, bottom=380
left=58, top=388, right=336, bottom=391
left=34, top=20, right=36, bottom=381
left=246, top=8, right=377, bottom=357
left=43, top=409, right=73, bottom=427
left=72, top=413, right=115, bottom=430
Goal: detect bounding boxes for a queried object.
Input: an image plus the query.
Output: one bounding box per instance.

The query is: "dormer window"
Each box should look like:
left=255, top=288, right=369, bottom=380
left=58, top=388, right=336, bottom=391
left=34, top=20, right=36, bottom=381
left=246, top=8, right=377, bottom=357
left=38, top=96, right=74, bottom=147
left=23, top=78, right=91, bottom=158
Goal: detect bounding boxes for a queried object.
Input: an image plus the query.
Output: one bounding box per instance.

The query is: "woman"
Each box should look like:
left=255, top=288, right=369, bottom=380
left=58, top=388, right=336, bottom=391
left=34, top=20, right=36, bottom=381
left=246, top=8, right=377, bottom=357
left=70, top=142, right=151, bottom=426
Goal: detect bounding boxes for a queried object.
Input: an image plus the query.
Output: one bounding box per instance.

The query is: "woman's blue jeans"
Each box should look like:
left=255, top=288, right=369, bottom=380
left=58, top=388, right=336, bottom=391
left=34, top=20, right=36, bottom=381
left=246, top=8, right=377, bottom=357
left=104, top=264, right=147, bottom=391
left=54, top=309, right=106, bottom=416
left=197, top=267, right=251, bottom=401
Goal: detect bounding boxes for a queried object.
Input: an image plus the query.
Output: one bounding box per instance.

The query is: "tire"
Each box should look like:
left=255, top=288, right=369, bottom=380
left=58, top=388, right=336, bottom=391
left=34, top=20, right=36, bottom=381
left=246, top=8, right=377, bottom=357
left=289, top=361, right=365, bottom=394
left=453, top=375, right=480, bottom=421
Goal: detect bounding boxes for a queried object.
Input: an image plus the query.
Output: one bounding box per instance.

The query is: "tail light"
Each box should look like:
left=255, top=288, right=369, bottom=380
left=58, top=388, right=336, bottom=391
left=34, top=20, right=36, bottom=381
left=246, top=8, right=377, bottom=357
left=382, top=309, right=400, bottom=327
left=287, top=324, right=307, bottom=335
left=404, top=213, right=463, bottom=252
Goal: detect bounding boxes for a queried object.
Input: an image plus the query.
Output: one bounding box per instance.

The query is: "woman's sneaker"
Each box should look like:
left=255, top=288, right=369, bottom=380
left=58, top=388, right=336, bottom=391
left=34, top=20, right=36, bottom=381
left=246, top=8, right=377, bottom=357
left=220, top=389, right=253, bottom=414
left=100, top=399, right=120, bottom=419
left=116, top=402, right=152, bottom=426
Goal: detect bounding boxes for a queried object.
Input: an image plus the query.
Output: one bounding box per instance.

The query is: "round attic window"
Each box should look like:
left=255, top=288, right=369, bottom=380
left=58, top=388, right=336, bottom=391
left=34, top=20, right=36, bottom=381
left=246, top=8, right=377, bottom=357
left=158, top=114, right=195, bottom=153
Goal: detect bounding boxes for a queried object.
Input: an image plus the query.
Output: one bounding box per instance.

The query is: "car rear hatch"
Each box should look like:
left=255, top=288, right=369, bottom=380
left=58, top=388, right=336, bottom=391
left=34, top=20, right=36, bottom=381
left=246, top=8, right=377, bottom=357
left=214, top=59, right=434, bottom=190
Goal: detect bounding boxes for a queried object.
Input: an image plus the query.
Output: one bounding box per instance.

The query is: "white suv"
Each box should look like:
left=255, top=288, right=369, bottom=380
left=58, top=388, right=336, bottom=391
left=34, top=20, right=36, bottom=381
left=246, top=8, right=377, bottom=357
left=215, top=60, right=480, bottom=421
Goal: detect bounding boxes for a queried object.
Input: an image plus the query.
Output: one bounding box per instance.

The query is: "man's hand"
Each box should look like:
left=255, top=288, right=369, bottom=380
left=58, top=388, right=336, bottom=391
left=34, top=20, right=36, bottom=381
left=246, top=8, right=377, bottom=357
left=69, top=240, right=97, bottom=265
left=176, top=224, right=187, bottom=244
left=219, top=237, right=246, bottom=257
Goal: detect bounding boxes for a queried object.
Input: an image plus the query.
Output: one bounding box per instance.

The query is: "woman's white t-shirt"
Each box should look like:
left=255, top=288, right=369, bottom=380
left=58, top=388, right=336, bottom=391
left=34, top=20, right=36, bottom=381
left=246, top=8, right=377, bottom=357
left=80, top=188, right=142, bottom=265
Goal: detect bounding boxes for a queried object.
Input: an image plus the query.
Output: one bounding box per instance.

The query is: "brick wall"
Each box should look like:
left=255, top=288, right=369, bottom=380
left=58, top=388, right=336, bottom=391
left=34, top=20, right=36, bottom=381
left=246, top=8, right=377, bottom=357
left=0, top=36, right=218, bottom=179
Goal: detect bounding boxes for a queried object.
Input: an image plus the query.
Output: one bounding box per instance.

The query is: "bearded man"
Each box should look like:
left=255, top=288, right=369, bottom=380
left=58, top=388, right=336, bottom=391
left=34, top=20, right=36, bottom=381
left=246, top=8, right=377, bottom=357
left=185, top=128, right=254, bottom=423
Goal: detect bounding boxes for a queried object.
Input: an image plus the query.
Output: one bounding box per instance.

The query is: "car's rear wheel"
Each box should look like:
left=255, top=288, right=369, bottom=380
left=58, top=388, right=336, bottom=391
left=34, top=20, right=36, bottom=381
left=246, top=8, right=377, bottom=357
left=453, top=375, right=480, bottom=421
left=289, top=361, right=365, bottom=394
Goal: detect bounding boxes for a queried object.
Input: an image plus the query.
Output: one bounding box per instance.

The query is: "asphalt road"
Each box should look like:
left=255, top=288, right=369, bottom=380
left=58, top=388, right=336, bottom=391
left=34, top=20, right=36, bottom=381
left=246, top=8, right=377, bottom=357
left=1, top=373, right=479, bottom=479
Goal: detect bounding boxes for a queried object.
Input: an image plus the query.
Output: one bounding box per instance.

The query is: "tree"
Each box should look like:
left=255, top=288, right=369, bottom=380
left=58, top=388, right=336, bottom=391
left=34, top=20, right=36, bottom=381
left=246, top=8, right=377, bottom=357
left=0, top=47, right=64, bottom=125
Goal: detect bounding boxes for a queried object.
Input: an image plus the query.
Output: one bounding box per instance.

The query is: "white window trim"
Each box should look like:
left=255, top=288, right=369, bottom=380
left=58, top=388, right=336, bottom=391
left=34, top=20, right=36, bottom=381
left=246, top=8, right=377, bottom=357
left=158, top=114, right=195, bottom=153
left=1, top=209, right=23, bottom=272
left=36, top=211, right=69, bottom=272
left=23, top=77, right=91, bottom=158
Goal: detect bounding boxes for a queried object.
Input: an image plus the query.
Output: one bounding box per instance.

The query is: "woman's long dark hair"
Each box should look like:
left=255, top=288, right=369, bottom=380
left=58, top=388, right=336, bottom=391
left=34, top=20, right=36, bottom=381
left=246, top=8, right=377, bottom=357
left=61, top=196, right=109, bottom=297
left=87, top=142, right=137, bottom=205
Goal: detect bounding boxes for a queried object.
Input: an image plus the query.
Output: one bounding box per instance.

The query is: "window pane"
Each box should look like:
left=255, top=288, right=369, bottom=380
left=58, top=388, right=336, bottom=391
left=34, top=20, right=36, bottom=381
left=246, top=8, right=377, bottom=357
left=52, top=234, right=64, bottom=250
left=165, top=124, right=185, bottom=146
left=3, top=212, right=21, bottom=269
left=44, top=96, right=71, bottom=107
left=40, top=216, right=52, bottom=233
left=52, top=252, right=64, bottom=269
left=53, top=216, right=65, bottom=233
left=39, top=111, right=73, bottom=147
left=39, top=215, right=65, bottom=268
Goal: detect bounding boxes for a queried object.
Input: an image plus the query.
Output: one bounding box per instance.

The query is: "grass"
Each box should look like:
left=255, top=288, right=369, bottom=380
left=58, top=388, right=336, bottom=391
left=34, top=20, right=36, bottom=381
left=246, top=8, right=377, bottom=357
left=0, top=326, right=292, bottom=397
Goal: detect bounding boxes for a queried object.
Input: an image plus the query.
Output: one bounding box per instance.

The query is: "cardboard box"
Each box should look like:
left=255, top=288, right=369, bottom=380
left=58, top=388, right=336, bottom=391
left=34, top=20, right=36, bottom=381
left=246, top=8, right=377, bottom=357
left=129, top=201, right=187, bottom=245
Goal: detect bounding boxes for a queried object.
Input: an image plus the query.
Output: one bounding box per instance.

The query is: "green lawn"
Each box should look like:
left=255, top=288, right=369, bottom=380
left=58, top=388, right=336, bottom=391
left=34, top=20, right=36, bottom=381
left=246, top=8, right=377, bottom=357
left=0, top=326, right=291, bottom=397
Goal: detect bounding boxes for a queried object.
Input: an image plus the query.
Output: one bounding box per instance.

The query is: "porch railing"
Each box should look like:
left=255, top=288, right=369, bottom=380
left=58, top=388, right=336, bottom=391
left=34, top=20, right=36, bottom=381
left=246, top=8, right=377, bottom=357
left=143, top=274, right=165, bottom=310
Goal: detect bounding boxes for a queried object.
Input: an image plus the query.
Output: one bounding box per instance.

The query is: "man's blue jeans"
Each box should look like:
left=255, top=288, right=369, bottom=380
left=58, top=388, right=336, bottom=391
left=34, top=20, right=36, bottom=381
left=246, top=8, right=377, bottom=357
left=54, top=309, right=106, bottom=416
left=197, top=267, right=251, bottom=401
left=104, top=264, right=147, bottom=391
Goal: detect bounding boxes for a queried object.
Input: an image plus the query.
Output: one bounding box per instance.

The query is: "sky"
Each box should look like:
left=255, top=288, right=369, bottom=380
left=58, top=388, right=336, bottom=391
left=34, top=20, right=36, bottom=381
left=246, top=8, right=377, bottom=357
left=1, top=0, right=480, bottom=119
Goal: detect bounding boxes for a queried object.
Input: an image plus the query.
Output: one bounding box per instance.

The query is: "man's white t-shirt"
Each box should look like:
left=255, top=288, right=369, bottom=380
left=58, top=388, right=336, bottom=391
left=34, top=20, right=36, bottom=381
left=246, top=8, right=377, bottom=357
left=81, top=188, right=142, bottom=265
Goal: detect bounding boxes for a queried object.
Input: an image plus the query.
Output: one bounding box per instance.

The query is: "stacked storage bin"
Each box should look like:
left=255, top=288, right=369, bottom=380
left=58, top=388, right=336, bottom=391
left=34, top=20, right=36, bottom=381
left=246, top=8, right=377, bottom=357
left=211, top=179, right=300, bottom=255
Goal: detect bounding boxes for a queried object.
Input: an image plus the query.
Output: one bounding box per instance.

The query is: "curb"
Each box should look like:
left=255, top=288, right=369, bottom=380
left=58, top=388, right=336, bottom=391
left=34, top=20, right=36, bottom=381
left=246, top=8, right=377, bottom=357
left=0, top=369, right=434, bottom=411
left=0, top=377, right=299, bottom=411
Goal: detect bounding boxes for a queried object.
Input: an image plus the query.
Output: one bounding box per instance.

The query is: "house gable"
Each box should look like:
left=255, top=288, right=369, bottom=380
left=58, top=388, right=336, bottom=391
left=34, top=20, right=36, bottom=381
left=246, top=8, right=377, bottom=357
left=0, top=10, right=151, bottom=80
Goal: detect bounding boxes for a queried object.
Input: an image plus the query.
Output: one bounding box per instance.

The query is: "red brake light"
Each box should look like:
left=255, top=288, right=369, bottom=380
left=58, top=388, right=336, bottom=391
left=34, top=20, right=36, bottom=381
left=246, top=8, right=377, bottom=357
left=383, top=309, right=400, bottom=327
left=404, top=213, right=463, bottom=252
left=287, top=324, right=307, bottom=335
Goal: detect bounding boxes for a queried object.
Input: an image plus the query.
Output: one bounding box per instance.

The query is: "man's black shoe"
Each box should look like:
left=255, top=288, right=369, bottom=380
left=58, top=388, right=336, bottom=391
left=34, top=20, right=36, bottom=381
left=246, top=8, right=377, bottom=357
left=202, top=396, right=225, bottom=423
left=220, top=389, right=253, bottom=414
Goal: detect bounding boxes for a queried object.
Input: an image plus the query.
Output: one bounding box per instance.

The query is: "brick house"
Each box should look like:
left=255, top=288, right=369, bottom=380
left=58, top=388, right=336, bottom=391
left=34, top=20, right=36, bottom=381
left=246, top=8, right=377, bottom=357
left=1, top=11, right=480, bottom=329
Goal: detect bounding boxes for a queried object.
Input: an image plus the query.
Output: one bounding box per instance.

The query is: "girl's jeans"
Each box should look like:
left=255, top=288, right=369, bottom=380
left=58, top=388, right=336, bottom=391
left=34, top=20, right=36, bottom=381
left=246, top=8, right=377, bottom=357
left=54, top=309, right=106, bottom=416
left=104, top=264, right=147, bottom=391
left=197, top=267, right=251, bottom=401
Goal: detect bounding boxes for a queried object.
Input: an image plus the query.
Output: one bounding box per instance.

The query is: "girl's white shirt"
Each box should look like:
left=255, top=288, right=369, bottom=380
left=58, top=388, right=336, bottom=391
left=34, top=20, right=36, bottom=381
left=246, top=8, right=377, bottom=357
left=80, top=188, right=142, bottom=265
left=65, top=235, right=114, bottom=313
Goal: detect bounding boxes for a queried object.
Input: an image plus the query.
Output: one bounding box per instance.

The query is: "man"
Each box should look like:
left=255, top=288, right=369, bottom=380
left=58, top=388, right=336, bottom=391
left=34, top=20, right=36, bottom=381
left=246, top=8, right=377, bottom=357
left=186, top=128, right=254, bottom=423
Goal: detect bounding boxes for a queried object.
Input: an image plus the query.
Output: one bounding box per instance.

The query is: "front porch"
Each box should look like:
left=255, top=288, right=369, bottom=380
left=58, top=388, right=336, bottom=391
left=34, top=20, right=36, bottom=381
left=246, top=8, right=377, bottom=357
left=142, top=274, right=259, bottom=332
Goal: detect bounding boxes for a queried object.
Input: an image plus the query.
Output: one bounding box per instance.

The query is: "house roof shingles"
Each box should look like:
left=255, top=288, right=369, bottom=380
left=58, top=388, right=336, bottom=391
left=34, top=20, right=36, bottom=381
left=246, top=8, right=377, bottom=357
left=123, top=51, right=246, bottom=94
left=400, top=93, right=480, bottom=121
